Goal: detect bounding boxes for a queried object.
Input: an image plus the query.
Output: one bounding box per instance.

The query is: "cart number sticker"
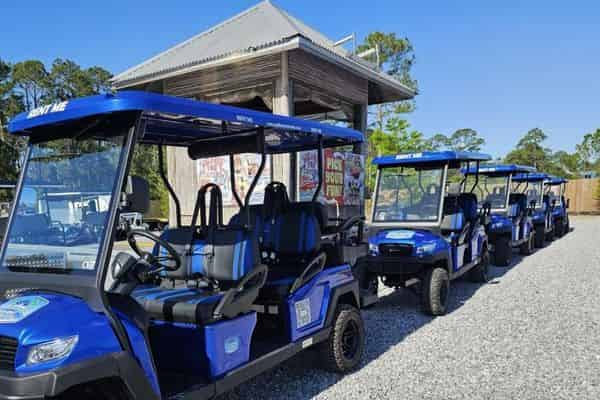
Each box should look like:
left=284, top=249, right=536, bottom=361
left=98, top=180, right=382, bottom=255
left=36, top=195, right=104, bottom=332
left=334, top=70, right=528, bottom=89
left=295, top=299, right=312, bottom=328
left=386, top=230, right=415, bottom=240
left=224, top=336, right=241, bottom=354
left=0, top=296, right=49, bottom=324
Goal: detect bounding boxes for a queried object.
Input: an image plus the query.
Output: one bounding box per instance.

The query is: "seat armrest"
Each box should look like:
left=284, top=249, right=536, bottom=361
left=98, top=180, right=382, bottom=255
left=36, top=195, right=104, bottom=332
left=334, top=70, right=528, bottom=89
left=290, top=253, right=327, bottom=294
left=213, top=264, right=268, bottom=319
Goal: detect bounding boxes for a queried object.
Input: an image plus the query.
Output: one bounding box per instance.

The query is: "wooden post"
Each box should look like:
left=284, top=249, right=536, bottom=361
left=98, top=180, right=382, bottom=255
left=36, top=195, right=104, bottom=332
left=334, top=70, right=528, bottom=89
left=272, top=51, right=295, bottom=198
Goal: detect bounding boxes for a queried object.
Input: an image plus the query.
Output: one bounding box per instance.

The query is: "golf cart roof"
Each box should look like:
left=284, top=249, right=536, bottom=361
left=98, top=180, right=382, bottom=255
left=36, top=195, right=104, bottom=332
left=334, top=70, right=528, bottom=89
left=372, top=151, right=491, bottom=168
left=512, top=172, right=550, bottom=182
left=462, top=164, right=536, bottom=176
left=545, top=176, right=568, bottom=185
left=8, top=91, right=363, bottom=154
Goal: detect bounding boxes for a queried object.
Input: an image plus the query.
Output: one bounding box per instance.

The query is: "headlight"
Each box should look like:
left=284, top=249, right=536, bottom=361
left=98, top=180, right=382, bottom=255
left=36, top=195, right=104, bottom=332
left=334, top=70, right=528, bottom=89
left=416, top=243, right=436, bottom=256
left=368, top=243, right=378, bottom=255
left=27, top=336, right=78, bottom=365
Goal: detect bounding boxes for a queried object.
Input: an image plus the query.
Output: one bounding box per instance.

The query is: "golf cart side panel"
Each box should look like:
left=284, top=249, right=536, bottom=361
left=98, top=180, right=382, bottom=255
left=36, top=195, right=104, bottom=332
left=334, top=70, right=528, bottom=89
left=288, top=264, right=354, bottom=342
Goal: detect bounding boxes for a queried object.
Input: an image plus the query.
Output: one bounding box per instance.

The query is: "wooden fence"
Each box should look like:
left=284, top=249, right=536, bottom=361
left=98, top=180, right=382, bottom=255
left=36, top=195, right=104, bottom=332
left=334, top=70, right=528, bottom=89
left=565, top=178, right=600, bottom=214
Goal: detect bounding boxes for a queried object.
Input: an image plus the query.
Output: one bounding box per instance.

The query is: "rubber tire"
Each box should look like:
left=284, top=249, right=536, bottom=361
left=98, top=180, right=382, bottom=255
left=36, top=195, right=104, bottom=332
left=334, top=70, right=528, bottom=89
left=546, top=227, right=555, bottom=242
left=564, top=219, right=570, bottom=235
left=534, top=226, right=545, bottom=248
left=468, top=247, right=490, bottom=283
left=494, top=236, right=512, bottom=267
left=519, top=232, right=534, bottom=255
left=421, top=267, right=450, bottom=316
left=555, top=219, right=564, bottom=237
left=318, top=304, right=365, bottom=373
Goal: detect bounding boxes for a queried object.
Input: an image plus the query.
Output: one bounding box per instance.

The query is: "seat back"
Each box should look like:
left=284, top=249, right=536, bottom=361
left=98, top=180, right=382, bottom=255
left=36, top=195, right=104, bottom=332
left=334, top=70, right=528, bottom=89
left=509, top=193, right=527, bottom=218
left=441, top=195, right=465, bottom=232
left=458, top=193, right=478, bottom=223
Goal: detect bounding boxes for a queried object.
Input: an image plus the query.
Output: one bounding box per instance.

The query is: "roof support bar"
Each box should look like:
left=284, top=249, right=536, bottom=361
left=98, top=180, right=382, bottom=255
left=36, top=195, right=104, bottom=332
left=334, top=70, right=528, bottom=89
left=243, top=128, right=267, bottom=207
left=312, top=135, right=324, bottom=202
left=158, top=145, right=182, bottom=227
left=470, top=161, right=480, bottom=193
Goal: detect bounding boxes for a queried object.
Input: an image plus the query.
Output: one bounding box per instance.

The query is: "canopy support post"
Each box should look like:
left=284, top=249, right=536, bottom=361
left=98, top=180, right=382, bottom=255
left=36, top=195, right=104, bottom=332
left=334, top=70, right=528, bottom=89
left=158, top=145, right=181, bottom=228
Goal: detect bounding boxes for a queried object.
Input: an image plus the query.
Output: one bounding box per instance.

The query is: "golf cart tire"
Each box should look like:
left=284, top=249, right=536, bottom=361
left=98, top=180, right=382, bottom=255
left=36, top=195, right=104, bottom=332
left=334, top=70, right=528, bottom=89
left=519, top=232, right=534, bottom=255
left=318, top=304, right=365, bottom=373
left=421, top=267, right=449, bottom=316
left=545, top=228, right=555, bottom=242
left=468, top=247, right=490, bottom=283
left=534, top=226, right=545, bottom=248
left=494, top=236, right=512, bottom=266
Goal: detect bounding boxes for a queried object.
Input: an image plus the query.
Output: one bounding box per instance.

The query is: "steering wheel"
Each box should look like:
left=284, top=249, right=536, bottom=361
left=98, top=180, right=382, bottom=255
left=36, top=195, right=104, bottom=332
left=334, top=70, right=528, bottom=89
left=127, top=230, right=181, bottom=274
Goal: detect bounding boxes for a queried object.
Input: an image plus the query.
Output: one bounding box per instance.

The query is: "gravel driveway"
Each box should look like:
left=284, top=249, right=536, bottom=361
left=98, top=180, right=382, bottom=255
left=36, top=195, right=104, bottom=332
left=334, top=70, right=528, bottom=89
left=221, top=216, right=600, bottom=400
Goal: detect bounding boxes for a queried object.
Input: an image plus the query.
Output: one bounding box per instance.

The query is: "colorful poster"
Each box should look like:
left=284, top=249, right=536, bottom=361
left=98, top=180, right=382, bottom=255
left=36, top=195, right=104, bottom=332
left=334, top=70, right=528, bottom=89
left=196, top=154, right=271, bottom=206
left=344, top=153, right=365, bottom=206
left=324, top=149, right=345, bottom=206
left=298, top=150, right=319, bottom=201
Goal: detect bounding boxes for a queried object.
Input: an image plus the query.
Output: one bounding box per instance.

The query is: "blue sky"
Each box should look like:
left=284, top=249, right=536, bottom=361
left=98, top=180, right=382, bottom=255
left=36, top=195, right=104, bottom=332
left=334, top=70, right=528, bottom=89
left=1, top=0, right=598, bottom=158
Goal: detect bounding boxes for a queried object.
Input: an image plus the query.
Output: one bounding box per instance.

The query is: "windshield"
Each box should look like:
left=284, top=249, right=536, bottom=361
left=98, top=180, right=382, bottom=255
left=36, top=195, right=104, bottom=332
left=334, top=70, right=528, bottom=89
left=465, top=175, right=509, bottom=210
left=1, top=131, right=129, bottom=275
left=373, top=166, right=444, bottom=223
left=513, top=180, right=543, bottom=208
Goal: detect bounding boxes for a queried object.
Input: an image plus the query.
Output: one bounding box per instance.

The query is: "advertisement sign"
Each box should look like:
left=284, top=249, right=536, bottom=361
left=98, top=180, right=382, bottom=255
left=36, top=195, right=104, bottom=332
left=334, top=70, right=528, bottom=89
left=298, top=150, right=365, bottom=207
left=197, top=154, right=271, bottom=205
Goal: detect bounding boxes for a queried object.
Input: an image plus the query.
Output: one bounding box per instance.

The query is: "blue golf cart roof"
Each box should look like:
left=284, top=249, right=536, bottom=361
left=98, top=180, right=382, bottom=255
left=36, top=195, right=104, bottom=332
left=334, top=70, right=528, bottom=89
left=462, top=164, right=536, bottom=176
left=373, top=151, right=491, bottom=168
left=512, top=172, right=550, bottom=182
left=545, top=176, right=568, bottom=185
left=8, top=91, right=363, bottom=153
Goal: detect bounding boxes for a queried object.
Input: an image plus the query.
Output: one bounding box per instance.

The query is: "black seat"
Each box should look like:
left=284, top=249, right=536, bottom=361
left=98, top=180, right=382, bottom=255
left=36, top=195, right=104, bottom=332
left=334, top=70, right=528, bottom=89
left=132, top=184, right=267, bottom=325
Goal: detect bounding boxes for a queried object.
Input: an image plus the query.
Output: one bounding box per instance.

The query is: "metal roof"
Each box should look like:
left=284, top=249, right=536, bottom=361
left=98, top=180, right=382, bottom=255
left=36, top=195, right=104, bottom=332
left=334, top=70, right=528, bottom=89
left=512, top=172, right=550, bottom=182
left=462, top=164, right=536, bottom=176
left=372, top=151, right=491, bottom=167
left=8, top=91, right=363, bottom=153
left=111, top=1, right=416, bottom=101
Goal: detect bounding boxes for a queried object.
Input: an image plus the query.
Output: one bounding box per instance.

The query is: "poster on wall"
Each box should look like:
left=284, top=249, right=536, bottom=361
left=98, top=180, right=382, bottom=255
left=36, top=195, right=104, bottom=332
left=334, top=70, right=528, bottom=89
left=344, top=153, right=365, bottom=206
left=297, top=149, right=365, bottom=208
left=196, top=154, right=271, bottom=206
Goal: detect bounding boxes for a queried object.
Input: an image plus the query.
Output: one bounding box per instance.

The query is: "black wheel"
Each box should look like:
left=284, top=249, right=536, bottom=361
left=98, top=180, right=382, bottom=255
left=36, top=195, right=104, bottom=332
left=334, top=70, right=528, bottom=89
left=494, top=236, right=512, bottom=267
left=468, top=247, right=490, bottom=283
left=421, top=267, right=450, bottom=316
left=565, top=219, right=570, bottom=234
left=554, top=219, right=564, bottom=237
left=318, top=304, right=365, bottom=373
left=519, top=232, right=534, bottom=255
left=534, top=226, right=545, bottom=248
left=545, top=227, right=555, bottom=242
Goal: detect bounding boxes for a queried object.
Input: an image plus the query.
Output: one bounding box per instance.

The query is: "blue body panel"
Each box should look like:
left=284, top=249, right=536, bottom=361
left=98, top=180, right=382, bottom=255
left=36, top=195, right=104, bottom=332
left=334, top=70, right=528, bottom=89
left=287, top=265, right=354, bottom=342
left=373, top=151, right=491, bottom=167
left=118, top=313, right=161, bottom=395
left=0, top=292, right=121, bottom=375
left=369, top=229, right=450, bottom=258
left=8, top=91, right=362, bottom=152
left=368, top=227, right=486, bottom=273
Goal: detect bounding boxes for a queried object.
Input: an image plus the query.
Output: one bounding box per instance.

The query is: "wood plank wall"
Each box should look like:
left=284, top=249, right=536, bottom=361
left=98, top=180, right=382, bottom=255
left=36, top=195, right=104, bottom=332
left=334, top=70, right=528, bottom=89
left=565, top=179, right=600, bottom=214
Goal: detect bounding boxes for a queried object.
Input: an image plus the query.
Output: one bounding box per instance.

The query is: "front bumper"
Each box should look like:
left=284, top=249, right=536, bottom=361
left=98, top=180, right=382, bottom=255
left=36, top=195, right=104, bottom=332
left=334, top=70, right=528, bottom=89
left=0, top=352, right=158, bottom=400
left=366, top=254, right=439, bottom=276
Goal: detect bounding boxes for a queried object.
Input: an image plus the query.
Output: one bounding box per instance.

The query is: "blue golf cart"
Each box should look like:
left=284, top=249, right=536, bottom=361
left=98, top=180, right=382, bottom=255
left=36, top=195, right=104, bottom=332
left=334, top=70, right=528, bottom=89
left=462, top=164, right=537, bottom=266
left=512, top=172, right=554, bottom=247
left=364, top=151, right=491, bottom=315
left=544, top=176, right=570, bottom=237
left=0, top=91, right=366, bottom=399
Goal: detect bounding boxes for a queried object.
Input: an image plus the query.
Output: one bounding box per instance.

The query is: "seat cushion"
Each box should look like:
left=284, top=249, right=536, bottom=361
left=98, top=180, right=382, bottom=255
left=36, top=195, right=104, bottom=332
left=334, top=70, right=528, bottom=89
left=132, top=286, right=223, bottom=325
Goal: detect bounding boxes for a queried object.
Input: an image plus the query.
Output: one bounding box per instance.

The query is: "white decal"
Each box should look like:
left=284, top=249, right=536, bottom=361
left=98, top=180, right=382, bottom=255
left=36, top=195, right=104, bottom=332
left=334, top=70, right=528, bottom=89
left=386, top=230, right=415, bottom=240
left=0, top=296, right=49, bottom=323
left=27, top=101, right=68, bottom=119
left=295, top=298, right=312, bottom=328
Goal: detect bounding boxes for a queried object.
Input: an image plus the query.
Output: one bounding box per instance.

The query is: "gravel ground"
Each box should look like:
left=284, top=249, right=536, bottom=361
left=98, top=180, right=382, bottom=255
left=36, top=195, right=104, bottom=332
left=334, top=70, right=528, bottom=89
left=221, top=216, right=600, bottom=400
